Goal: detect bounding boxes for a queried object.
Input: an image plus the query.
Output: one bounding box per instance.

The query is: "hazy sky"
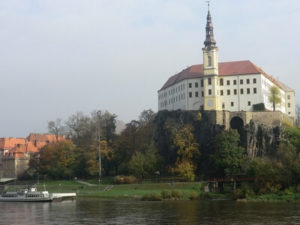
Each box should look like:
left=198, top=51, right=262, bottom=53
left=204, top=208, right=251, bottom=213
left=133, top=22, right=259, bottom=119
left=0, top=0, right=299, bottom=137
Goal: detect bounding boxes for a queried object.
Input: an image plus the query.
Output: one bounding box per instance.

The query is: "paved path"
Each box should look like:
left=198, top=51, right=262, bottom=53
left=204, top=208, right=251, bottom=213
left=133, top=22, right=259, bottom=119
left=75, top=180, right=114, bottom=191
left=76, top=180, right=96, bottom=187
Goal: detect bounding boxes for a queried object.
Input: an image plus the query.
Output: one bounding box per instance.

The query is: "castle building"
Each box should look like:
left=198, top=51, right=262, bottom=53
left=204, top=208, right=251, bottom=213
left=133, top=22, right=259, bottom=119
left=158, top=10, right=295, bottom=118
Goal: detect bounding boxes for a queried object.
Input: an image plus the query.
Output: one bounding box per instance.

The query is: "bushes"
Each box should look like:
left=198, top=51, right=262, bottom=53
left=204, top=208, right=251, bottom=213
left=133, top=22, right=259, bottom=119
left=189, top=191, right=199, bottom=200
left=142, top=189, right=185, bottom=201
left=141, top=193, right=162, bottom=201
left=114, top=175, right=137, bottom=184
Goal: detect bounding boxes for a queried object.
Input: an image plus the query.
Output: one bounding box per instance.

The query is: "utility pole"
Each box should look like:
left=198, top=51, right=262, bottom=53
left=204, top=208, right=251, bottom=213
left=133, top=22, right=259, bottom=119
left=97, top=111, right=102, bottom=185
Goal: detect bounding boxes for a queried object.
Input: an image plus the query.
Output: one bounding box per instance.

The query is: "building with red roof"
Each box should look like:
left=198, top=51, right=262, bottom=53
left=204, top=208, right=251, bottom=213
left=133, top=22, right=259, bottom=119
left=0, top=134, right=65, bottom=179
left=158, top=10, right=295, bottom=118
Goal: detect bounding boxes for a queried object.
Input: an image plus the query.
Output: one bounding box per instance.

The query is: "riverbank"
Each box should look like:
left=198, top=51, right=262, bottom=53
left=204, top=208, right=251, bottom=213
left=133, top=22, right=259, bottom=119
left=4, top=180, right=300, bottom=202
left=32, top=180, right=204, bottom=200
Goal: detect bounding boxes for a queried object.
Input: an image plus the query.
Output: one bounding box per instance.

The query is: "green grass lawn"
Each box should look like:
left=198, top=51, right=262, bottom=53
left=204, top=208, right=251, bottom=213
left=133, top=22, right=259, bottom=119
left=31, top=180, right=204, bottom=199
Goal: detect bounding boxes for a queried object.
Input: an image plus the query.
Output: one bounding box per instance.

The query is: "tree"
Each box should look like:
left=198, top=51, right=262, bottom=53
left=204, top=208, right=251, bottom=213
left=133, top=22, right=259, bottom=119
left=30, top=140, right=77, bottom=179
left=128, top=144, right=161, bottom=179
left=174, top=125, right=200, bottom=181
left=296, top=104, right=300, bottom=126
left=48, top=118, right=65, bottom=139
left=214, top=129, right=245, bottom=177
left=268, top=86, right=281, bottom=111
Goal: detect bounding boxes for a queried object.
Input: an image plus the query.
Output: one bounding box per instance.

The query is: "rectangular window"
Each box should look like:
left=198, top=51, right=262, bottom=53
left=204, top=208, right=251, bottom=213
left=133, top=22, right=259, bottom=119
left=233, top=80, right=237, bottom=85
left=234, top=89, right=237, bottom=95
left=189, top=92, right=192, bottom=98
left=195, top=82, right=198, bottom=88
left=222, top=103, right=225, bottom=109
left=201, top=91, right=204, bottom=97
left=288, top=103, right=291, bottom=108
left=248, top=101, right=251, bottom=106
left=287, top=95, right=290, bottom=100
left=240, top=79, right=243, bottom=85
left=253, top=78, right=257, bottom=84
left=208, top=78, right=212, bottom=85
left=189, top=83, right=192, bottom=88
left=220, top=90, right=224, bottom=96
left=253, top=88, right=257, bottom=94
left=195, top=92, right=199, bottom=97
left=231, top=102, right=234, bottom=107
left=247, top=88, right=250, bottom=94
left=240, top=89, right=244, bottom=94
left=227, top=80, right=230, bottom=85
left=247, top=79, right=250, bottom=84
left=220, top=78, right=224, bottom=86
left=208, top=89, right=212, bottom=95
left=227, top=90, right=230, bottom=95
left=201, top=79, right=204, bottom=87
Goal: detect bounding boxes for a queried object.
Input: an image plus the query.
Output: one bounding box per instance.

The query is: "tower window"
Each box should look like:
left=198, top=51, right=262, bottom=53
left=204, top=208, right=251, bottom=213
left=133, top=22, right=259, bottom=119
left=220, top=78, right=224, bottom=86
left=288, top=103, right=291, bottom=108
left=227, top=80, right=230, bottom=85
left=253, top=88, right=257, bottom=94
left=189, top=92, right=192, bottom=98
left=208, top=78, right=212, bottom=85
left=208, top=56, right=212, bottom=67
left=234, top=89, right=237, bottom=95
left=222, top=103, right=225, bottom=109
left=287, top=95, right=290, bottom=100
left=240, top=79, right=243, bottom=85
left=247, top=88, right=250, bottom=94
left=208, top=89, right=212, bottom=95
left=220, top=90, right=224, bottom=96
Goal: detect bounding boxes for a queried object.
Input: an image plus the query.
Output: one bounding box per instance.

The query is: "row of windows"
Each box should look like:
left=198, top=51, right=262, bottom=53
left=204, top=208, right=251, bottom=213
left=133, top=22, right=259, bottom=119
left=220, top=78, right=257, bottom=86
left=159, top=83, right=186, bottom=100
left=160, top=93, right=186, bottom=108
left=222, top=101, right=252, bottom=108
left=189, top=78, right=211, bottom=88
left=220, top=88, right=257, bottom=96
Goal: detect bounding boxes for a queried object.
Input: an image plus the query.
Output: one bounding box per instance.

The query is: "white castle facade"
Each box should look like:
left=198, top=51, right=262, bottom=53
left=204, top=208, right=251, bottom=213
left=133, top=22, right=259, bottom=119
left=158, top=10, right=295, bottom=118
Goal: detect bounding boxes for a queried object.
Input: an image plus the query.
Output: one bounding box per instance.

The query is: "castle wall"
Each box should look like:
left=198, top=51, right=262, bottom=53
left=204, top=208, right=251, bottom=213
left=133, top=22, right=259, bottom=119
left=211, top=110, right=294, bottom=128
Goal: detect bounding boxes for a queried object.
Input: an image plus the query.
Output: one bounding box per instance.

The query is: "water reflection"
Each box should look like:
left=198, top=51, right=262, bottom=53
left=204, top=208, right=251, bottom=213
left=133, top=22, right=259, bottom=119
left=1, top=199, right=300, bottom=225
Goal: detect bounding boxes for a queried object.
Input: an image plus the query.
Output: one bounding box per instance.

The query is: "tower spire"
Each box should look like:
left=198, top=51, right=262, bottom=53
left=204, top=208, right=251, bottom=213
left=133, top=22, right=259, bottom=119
left=204, top=3, right=216, bottom=48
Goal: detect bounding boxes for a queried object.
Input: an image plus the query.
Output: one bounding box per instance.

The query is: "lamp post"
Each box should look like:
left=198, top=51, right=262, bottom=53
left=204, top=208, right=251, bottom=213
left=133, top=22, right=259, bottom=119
left=97, top=111, right=102, bottom=185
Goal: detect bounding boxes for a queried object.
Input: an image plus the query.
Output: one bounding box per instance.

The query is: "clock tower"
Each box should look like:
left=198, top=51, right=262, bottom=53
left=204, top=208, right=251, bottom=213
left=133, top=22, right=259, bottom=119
left=202, top=9, right=220, bottom=110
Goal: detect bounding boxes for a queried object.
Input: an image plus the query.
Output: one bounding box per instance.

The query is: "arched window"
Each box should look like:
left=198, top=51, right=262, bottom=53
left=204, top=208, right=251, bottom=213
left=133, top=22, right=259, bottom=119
left=208, top=56, right=212, bottom=67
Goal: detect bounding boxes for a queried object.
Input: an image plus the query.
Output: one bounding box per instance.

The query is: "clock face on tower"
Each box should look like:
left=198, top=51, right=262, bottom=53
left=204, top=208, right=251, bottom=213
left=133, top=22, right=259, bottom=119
left=207, top=100, right=213, bottom=107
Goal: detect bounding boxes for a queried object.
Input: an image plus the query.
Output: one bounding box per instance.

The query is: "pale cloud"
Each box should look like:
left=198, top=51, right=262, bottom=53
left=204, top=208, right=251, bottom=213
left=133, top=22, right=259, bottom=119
left=0, top=0, right=299, bottom=136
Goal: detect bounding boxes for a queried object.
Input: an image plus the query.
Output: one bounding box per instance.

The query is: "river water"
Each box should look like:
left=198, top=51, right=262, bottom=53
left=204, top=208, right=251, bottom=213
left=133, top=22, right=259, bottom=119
left=0, top=199, right=300, bottom=225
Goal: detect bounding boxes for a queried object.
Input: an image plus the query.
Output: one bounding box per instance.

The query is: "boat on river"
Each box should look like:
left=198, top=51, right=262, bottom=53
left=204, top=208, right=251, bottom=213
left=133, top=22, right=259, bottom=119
left=0, top=187, right=52, bottom=202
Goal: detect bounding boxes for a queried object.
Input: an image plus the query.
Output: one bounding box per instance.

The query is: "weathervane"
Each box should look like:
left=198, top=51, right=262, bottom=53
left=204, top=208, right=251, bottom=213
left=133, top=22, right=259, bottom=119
left=206, top=0, right=210, bottom=10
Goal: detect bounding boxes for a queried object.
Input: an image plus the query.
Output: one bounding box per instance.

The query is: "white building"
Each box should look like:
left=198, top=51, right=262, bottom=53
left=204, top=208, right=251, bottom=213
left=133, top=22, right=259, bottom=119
left=158, top=10, right=295, bottom=118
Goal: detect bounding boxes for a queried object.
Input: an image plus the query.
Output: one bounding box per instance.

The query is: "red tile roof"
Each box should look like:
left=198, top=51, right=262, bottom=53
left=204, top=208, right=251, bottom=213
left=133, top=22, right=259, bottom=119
left=0, top=138, right=26, bottom=150
left=159, top=60, right=289, bottom=91
left=27, top=133, right=65, bottom=142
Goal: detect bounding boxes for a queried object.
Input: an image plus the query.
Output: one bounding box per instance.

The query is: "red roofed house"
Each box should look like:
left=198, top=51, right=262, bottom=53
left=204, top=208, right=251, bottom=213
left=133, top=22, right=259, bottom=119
left=158, top=10, right=295, bottom=119
left=1, top=134, right=65, bottom=178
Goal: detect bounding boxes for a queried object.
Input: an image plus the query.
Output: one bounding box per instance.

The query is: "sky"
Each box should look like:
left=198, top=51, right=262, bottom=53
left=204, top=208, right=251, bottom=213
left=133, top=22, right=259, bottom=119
left=0, top=0, right=299, bottom=137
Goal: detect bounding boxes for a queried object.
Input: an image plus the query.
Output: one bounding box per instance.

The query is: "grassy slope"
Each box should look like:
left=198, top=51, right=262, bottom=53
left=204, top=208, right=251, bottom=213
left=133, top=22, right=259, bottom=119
left=33, top=180, right=204, bottom=199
